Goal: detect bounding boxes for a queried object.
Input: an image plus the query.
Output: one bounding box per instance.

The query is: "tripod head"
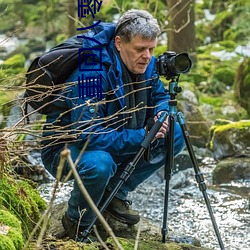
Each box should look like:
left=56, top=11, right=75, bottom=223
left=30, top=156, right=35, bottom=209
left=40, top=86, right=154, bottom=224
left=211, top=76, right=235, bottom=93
left=168, top=76, right=182, bottom=100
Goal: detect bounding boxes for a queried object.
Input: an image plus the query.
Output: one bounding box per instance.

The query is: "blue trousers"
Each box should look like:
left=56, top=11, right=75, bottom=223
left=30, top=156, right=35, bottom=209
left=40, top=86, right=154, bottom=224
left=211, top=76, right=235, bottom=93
left=41, top=123, right=185, bottom=226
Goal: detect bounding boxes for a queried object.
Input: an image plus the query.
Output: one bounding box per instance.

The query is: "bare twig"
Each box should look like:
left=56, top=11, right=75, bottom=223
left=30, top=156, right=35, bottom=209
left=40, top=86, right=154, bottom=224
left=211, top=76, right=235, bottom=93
left=61, top=148, right=124, bottom=250
left=93, top=225, right=110, bottom=250
left=22, top=154, right=65, bottom=249
left=134, top=220, right=142, bottom=250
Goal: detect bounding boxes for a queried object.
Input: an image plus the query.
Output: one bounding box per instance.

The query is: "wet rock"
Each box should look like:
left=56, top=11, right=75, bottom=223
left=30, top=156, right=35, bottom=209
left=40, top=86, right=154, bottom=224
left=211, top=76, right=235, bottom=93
left=170, top=168, right=193, bottom=189
left=213, top=157, right=250, bottom=184
left=179, top=100, right=211, bottom=148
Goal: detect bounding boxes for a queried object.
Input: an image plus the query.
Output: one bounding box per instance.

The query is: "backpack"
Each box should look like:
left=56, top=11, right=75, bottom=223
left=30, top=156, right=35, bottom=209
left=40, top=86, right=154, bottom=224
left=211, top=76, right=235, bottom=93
left=24, top=35, right=89, bottom=115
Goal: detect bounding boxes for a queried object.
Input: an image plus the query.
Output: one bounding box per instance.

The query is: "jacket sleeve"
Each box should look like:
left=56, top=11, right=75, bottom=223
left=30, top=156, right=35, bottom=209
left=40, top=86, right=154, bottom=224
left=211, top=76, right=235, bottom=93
left=66, top=73, right=146, bottom=156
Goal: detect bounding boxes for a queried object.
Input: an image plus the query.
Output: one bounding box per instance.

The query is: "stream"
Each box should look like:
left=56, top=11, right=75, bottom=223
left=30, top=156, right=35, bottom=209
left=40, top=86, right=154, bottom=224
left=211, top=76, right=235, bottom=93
left=38, top=155, right=250, bottom=250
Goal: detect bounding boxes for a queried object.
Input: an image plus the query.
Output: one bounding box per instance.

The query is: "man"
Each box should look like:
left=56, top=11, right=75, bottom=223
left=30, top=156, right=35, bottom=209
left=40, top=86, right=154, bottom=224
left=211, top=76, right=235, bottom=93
left=41, top=9, right=185, bottom=241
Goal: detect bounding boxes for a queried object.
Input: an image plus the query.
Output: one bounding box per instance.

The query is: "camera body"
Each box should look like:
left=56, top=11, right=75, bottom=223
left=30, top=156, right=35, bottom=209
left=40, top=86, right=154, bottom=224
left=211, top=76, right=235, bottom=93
left=156, top=51, right=192, bottom=79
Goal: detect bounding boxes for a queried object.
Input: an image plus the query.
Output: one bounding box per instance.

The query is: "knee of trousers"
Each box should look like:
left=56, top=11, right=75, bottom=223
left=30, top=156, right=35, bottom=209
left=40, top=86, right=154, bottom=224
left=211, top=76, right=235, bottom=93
left=174, top=123, right=186, bottom=155
left=77, top=150, right=117, bottom=182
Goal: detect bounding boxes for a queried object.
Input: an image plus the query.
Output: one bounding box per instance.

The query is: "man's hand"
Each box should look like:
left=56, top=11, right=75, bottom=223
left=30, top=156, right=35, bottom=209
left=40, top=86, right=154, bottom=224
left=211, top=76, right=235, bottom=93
left=154, top=111, right=169, bottom=139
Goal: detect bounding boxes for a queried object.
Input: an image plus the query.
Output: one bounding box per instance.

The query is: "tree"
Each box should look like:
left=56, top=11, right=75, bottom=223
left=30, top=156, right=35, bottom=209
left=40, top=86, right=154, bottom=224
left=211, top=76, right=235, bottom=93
left=66, top=0, right=76, bottom=36
left=166, top=0, right=196, bottom=62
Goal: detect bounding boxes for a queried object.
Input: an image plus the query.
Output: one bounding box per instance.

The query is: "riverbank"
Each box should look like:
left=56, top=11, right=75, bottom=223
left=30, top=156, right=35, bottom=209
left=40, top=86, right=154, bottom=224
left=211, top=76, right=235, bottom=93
left=38, top=155, right=250, bottom=250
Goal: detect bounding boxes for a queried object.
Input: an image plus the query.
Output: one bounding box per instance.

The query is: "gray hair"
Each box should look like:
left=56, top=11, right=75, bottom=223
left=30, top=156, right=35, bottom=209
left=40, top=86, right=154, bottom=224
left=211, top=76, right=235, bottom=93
left=115, top=9, right=160, bottom=43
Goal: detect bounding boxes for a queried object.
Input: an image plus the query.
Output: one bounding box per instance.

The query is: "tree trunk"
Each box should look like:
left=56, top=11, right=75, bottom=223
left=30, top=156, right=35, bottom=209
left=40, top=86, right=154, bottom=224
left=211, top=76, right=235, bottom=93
left=67, top=0, right=76, bottom=36
left=167, top=0, right=196, bottom=62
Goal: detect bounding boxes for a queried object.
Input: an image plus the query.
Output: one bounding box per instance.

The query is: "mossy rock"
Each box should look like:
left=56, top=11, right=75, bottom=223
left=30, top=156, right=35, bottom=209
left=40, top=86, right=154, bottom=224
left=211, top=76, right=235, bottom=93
left=0, top=209, right=24, bottom=250
left=106, top=237, right=210, bottom=250
left=0, top=174, right=47, bottom=239
left=209, top=120, right=250, bottom=160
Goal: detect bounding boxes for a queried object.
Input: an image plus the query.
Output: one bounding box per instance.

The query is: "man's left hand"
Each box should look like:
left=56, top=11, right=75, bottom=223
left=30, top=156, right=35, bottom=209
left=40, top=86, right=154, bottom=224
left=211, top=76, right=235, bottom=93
left=154, top=111, right=169, bottom=139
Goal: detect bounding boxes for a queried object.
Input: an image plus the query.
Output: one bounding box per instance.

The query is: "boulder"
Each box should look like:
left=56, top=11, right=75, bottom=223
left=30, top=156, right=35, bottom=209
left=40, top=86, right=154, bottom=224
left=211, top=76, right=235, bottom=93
left=209, top=120, right=250, bottom=160
left=213, top=157, right=250, bottom=184
left=179, top=100, right=211, bottom=148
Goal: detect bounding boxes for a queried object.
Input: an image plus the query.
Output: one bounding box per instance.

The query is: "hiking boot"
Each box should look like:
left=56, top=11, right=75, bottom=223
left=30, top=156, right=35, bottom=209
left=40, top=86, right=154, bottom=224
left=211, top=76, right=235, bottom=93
left=105, top=196, right=140, bottom=225
left=61, top=213, right=97, bottom=243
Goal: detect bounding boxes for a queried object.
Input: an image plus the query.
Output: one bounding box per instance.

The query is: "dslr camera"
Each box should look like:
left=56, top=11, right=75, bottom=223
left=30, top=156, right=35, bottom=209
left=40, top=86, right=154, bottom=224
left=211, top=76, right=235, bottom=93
left=156, top=51, right=192, bottom=79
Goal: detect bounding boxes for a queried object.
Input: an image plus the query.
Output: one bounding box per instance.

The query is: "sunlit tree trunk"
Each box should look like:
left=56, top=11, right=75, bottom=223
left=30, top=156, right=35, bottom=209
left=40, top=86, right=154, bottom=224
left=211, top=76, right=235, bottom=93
left=167, top=0, right=196, bottom=62
left=67, top=0, right=76, bottom=36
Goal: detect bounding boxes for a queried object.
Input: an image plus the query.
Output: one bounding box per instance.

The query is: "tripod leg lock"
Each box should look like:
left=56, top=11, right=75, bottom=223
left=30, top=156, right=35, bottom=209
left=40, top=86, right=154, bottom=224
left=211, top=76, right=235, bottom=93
left=120, top=162, right=135, bottom=182
left=195, top=172, right=207, bottom=192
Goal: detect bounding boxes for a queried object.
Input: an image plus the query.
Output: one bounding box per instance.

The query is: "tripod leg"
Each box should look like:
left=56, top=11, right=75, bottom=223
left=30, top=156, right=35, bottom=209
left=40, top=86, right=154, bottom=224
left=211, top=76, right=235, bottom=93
left=81, top=112, right=168, bottom=240
left=177, top=112, right=225, bottom=250
left=162, top=114, right=175, bottom=243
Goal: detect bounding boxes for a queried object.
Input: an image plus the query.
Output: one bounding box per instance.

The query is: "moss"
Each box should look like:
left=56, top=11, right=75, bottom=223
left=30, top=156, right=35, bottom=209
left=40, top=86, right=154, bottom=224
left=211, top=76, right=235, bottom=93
left=0, top=209, right=21, bottom=229
left=199, top=95, right=224, bottom=107
left=106, top=237, right=208, bottom=250
left=7, top=228, right=24, bottom=249
left=0, top=235, right=16, bottom=250
left=0, top=209, right=24, bottom=249
left=213, top=120, right=250, bottom=133
left=0, top=175, right=47, bottom=239
left=213, top=67, right=235, bottom=86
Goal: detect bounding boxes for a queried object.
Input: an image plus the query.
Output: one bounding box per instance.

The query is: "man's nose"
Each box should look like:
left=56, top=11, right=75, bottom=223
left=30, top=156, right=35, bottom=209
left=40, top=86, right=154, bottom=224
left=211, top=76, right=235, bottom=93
left=142, top=49, right=151, bottom=59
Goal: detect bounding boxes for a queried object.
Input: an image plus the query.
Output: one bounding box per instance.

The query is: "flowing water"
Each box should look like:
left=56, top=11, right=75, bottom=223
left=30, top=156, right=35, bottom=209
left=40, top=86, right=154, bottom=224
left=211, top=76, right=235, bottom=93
left=38, top=156, right=250, bottom=250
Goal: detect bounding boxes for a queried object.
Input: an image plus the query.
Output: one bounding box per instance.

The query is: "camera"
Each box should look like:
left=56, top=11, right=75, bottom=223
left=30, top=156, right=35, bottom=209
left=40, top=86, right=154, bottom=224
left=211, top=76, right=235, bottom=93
left=156, top=51, right=192, bottom=79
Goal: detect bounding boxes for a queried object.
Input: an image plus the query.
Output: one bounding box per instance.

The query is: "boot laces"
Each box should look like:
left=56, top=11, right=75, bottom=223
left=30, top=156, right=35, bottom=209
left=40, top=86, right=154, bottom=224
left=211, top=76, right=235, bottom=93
left=123, top=200, right=132, bottom=209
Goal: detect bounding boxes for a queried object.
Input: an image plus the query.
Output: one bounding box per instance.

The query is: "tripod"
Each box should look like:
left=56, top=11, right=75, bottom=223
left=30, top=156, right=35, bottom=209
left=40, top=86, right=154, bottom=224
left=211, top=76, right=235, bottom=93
left=82, top=77, right=225, bottom=250
left=161, top=77, right=225, bottom=249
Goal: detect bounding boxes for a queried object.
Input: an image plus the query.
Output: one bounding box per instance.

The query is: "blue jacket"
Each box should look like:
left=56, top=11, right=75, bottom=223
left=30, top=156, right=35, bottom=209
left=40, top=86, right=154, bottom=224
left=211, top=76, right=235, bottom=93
left=44, top=22, right=170, bottom=156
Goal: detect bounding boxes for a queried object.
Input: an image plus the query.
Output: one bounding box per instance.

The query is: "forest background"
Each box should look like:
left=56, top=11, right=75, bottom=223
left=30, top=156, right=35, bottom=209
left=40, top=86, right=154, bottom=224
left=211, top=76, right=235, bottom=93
left=0, top=0, right=250, bottom=126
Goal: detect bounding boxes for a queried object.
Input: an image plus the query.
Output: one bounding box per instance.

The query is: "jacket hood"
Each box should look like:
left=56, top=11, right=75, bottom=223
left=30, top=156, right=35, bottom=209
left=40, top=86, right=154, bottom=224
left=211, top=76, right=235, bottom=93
left=82, top=22, right=116, bottom=65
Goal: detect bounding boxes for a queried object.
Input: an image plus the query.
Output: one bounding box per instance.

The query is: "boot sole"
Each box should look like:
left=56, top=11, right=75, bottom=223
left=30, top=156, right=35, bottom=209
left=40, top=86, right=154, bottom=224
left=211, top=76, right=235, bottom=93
left=105, top=210, right=140, bottom=225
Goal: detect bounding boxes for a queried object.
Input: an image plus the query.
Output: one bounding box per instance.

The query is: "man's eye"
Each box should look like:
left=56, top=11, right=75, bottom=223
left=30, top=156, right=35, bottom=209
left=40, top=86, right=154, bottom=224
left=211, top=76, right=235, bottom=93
left=136, top=48, right=144, bottom=52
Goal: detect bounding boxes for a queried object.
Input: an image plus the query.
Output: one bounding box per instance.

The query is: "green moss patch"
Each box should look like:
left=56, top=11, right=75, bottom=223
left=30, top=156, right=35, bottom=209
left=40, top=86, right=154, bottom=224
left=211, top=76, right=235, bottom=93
left=0, top=175, right=47, bottom=239
left=0, top=209, right=24, bottom=250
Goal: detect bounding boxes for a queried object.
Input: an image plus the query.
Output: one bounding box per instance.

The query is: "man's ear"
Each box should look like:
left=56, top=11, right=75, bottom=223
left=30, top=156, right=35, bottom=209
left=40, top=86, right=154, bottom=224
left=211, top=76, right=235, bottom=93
left=115, top=36, right=122, bottom=51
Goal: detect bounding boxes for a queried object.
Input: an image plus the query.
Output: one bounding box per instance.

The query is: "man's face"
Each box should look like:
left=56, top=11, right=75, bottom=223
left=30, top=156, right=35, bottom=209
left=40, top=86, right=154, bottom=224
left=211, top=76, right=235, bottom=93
left=115, top=35, right=157, bottom=74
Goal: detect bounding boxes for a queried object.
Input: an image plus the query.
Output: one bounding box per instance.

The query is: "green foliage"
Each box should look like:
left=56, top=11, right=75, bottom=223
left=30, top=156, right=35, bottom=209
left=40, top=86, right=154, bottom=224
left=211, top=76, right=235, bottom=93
left=0, top=54, right=26, bottom=84
left=2, top=54, right=25, bottom=69
left=196, top=0, right=250, bottom=46
left=213, top=67, right=235, bottom=86
left=154, top=44, right=167, bottom=57
left=199, top=90, right=248, bottom=121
